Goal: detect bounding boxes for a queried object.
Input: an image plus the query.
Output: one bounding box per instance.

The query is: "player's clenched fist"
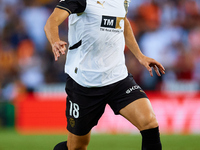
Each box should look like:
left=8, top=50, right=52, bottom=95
left=52, top=41, right=67, bottom=61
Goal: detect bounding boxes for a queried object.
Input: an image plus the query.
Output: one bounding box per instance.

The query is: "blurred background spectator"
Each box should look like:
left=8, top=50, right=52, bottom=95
left=0, top=0, right=200, bottom=102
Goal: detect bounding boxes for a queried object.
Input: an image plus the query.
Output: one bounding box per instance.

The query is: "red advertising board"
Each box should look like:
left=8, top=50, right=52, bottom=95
left=15, top=92, right=200, bottom=134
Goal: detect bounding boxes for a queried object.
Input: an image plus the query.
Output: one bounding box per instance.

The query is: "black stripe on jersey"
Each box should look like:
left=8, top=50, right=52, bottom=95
left=69, top=40, right=82, bottom=50
left=56, top=0, right=86, bottom=14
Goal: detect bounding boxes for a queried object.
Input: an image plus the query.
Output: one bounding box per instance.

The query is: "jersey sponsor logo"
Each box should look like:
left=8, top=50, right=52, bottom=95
left=101, top=16, right=116, bottom=28
left=126, top=85, right=141, bottom=94
left=97, top=1, right=105, bottom=8
left=100, top=16, right=124, bottom=32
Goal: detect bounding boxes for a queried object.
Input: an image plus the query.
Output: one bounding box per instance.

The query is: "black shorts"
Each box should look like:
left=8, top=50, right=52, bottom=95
left=65, top=73, right=148, bottom=135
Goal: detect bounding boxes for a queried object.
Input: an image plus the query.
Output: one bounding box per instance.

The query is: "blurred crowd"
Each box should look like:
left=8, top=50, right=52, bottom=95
left=0, top=0, right=200, bottom=101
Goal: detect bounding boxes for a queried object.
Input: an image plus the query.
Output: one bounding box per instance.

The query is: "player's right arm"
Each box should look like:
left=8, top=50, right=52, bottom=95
left=44, top=8, right=69, bottom=61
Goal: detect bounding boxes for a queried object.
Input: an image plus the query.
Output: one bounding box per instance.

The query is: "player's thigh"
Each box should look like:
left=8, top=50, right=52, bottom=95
left=119, top=98, right=158, bottom=131
left=65, top=74, right=107, bottom=136
left=67, top=131, right=91, bottom=150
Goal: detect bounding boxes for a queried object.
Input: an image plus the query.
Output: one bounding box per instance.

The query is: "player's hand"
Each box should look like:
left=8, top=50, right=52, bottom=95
left=139, top=56, right=165, bottom=77
left=51, top=41, right=67, bottom=61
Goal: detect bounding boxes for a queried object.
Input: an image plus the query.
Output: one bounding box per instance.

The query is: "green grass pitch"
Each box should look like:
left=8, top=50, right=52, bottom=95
left=0, top=128, right=200, bottom=150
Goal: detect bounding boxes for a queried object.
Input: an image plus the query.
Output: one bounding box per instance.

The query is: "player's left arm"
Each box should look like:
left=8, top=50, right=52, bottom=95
left=124, top=17, right=165, bottom=77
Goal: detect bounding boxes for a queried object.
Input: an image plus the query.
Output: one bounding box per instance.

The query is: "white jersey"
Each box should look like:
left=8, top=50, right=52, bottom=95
left=57, top=0, right=130, bottom=87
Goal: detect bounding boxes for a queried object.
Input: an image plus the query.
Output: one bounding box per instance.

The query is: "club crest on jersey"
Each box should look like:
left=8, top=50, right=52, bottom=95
left=69, top=118, right=75, bottom=127
left=124, top=0, right=129, bottom=14
left=100, top=16, right=124, bottom=32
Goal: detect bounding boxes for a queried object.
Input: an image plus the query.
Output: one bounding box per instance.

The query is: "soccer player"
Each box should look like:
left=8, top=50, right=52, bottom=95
left=44, top=0, right=165, bottom=149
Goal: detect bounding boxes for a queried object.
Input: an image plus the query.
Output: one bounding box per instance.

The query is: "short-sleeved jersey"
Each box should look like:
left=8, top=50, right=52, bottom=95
left=57, top=0, right=130, bottom=87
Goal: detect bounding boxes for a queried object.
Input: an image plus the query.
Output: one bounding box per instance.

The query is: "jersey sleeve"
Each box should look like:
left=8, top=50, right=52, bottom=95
left=56, top=0, right=86, bottom=14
